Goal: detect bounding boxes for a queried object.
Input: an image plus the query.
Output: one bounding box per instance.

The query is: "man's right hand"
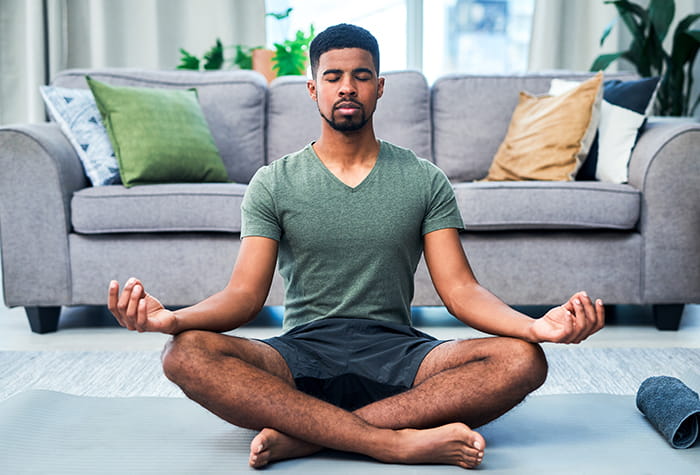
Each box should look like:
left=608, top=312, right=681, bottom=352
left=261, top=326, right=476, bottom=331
left=108, top=278, right=178, bottom=334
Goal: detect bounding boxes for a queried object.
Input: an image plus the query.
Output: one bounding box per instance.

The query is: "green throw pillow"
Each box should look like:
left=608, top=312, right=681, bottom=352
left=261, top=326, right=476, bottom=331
left=86, top=76, right=229, bottom=187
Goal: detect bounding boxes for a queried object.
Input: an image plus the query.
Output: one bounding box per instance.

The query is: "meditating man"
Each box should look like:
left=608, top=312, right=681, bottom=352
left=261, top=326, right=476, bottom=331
left=108, top=23, right=605, bottom=470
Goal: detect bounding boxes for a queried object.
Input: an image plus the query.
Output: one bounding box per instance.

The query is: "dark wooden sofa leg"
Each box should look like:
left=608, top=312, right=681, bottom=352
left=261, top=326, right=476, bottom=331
left=652, top=304, right=684, bottom=331
left=25, top=306, right=61, bottom=334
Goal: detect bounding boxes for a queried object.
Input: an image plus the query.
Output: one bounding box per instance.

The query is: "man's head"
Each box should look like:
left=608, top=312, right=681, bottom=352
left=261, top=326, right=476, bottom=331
left=307, top=24, right=384, bottom=134
left=309, top=23, right=380, bottom=79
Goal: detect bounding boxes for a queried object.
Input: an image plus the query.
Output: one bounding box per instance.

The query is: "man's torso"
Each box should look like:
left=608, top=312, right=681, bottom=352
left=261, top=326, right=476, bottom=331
left=241, top=140, right=463, bottom=330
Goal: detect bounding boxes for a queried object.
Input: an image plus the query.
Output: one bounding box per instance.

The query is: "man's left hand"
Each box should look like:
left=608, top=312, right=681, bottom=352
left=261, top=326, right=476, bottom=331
left=530, top=292, right=605, bottom=344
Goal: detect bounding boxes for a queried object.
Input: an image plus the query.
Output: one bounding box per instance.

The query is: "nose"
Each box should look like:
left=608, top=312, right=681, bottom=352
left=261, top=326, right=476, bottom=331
left=338, top=76, right=357, bottom=96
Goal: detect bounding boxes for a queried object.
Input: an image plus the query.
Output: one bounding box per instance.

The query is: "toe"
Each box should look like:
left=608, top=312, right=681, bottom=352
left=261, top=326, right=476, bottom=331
left=249, top=432, right=271, bottom=468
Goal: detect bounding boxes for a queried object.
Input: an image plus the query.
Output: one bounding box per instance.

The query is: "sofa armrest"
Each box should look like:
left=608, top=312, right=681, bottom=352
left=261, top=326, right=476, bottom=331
left=0, top=123, right=88, bottom=307
left=627, top=118, right=700, bottom=303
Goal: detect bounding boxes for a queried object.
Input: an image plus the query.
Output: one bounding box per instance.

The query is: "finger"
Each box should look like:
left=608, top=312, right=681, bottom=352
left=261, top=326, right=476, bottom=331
left=136, top=298, right=148, bottom=332
left=565, top=309, right=578, bottom=343
left=116, top=277, right=138, bottom=317
left=562, top=299, right=575, bottom=313
left=107, top=280, right=125, bottom=327
left=594, top=299, right=606, bottom=332
left=572, top=293, right=598, bottom=343
left=124, top=284, right=144, bottom=330
left=107, top=280, right=119, bottom=313
left=578, top=292, right=597, bottom=325
left=571, top=297, right=589, bottom=343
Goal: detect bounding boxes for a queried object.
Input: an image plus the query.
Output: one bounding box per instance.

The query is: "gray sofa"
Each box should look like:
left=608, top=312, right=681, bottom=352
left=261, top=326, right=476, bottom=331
left=1, top=68, right=698, bottom=333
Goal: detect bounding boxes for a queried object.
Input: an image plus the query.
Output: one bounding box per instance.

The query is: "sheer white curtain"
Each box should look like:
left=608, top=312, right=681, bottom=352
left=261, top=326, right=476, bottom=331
left=528, top=0, right=623, bottom=72
left=529, top=0, right=700, bottom=73
left=0, top=0, right=266, bottom=126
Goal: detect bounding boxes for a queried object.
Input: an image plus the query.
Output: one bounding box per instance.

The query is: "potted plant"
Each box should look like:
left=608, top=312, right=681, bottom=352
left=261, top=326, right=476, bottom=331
left=176, top=8, right=315, bottom=82
left=590, top=0, right=700, bottom=116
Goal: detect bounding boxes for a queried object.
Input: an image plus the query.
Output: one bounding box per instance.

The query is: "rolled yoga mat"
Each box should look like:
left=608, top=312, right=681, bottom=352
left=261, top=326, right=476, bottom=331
left=636, top=376, right=700, bottom=449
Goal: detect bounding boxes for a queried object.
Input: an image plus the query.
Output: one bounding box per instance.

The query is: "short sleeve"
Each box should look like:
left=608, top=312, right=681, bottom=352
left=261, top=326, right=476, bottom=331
left=241, top=166, right=282, bottom=241
left=421, top=161, right=464, bottom=235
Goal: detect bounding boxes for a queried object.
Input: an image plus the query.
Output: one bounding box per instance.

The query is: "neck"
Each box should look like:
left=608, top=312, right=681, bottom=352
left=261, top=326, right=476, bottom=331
left=313, top=122, right=380, bottom=166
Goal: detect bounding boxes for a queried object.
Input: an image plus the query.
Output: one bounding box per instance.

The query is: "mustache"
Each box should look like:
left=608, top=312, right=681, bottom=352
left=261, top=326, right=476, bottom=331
left=333, top=98, right=362, bottom=109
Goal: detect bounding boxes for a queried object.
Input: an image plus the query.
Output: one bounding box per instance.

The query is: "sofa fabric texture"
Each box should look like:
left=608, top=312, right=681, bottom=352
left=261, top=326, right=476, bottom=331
left=72, top=183, right=248, bottom=234
left=1, top=68, right=698, bottom=328
left=454, top=181, right=640, bottom=231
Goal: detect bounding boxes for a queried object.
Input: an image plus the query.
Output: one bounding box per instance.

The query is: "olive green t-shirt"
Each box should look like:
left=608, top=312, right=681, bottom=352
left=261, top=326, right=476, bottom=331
left=241, top=140, right=464, bottom=331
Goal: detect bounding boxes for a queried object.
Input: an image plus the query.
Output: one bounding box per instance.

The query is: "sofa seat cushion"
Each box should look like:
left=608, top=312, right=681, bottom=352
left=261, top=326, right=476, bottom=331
left=453, top=181, right=640, bottom=231
left=72, top=183, right=247, bottom=234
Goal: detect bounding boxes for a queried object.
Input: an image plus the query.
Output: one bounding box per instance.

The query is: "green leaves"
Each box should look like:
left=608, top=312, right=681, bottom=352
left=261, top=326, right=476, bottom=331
left=266, top=8, right=293, bottom=21
left=591, top=52, right=625, bottom=71
left=272, top=25, right=315, bottom=76
left=203, top=39, right=224, bottom=70
left=177, top=48, right=200, bottom=70
left=175, top=8, right=314, bottom=80
left=591, top=0, right=700, bottom=116
left=177, top=39, right=227, bottom=71
left=649, top=0, right=674, bottom=42
left=233, top=45, right=258, bottom=70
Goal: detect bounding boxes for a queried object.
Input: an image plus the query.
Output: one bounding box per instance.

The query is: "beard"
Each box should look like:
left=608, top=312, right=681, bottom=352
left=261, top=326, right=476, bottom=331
left=319, top=101, right=371, bottom=132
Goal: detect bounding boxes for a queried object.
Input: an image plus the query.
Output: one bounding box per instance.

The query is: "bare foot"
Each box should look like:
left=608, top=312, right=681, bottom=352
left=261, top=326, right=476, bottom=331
left=249, top=428, right=322, bottom=468
left=386, top=423, right=485, bottom=469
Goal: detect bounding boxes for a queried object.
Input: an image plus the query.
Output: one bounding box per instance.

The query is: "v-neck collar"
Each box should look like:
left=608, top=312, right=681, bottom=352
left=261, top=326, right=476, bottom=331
left=309, top=141, right=385, bottom=192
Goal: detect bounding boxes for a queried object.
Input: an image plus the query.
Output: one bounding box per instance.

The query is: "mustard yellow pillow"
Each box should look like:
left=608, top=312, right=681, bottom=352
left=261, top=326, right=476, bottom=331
left=483, top=72, right=603, bottom=182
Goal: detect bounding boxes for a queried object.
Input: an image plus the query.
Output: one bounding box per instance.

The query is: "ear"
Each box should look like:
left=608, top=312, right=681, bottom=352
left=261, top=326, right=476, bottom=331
left=376, top=76, right=385, bottom=100
left=307, top=79, right=318, bottom=101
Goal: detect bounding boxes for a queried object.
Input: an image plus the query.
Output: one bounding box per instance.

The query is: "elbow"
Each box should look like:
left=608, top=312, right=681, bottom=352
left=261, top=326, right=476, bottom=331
left=439, top=284, right=470, bottom=317
left=439, top=281, right=484, bottom=320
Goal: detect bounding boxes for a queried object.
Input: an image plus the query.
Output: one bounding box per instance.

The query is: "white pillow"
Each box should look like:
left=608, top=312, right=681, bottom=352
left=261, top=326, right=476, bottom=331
left=40, top=85, right=120, bottom=186
left=594, top=100, right=646, bottom=183
left=549, top=77, right=658, bottom=183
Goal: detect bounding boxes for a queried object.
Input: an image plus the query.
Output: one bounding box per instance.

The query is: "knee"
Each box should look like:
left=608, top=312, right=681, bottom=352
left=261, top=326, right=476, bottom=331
left=508, top=339, right=548, bottom=391
left=161, top=330, right=210, bottom=383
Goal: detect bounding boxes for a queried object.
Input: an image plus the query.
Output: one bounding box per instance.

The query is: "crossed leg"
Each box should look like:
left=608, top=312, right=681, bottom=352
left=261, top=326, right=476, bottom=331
left=161, top=330, right=547, bottom=469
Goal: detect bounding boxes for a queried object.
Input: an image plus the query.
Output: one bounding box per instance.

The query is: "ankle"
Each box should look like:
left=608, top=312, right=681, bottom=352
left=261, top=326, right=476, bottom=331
left=379, top=428, right=419, bottom=464
left=365, top=428, right=410, bottom=463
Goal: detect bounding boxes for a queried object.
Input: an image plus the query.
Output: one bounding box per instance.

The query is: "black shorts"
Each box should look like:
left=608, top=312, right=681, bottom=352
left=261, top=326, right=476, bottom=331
left=259, top=317, right=447, bottom=411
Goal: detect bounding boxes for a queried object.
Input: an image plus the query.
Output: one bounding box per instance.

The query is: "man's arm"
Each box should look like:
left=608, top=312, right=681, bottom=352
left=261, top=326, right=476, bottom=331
left=108, top=236, right=279, bottom=334
left=423, top=228, right=604, bottom=344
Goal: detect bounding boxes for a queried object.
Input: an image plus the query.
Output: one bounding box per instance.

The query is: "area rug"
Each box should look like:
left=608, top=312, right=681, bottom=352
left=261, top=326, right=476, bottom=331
left=2, top=347, right=700, bottom=400
left=0, top=390, right=698, bottom=474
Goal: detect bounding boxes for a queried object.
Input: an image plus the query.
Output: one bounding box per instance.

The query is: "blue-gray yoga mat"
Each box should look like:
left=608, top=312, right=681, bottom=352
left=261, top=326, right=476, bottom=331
left=1, top=390, right=699, bottom=474
left=636, top=376, right=700, bottom=449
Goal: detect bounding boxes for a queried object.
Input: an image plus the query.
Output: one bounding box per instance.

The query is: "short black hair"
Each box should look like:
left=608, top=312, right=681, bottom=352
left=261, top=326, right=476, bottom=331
left=309, top=23, right=380, bottom=77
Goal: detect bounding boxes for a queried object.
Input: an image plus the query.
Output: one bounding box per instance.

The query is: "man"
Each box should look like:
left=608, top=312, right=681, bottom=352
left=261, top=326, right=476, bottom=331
left=108, top=24, right=604, bottom=470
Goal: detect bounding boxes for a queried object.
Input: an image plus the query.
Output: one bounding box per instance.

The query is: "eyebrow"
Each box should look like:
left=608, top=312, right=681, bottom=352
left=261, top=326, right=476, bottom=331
left=322, top=68, right=374, bottom=77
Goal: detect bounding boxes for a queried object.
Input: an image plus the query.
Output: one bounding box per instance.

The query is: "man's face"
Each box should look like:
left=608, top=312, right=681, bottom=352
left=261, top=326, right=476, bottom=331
left=307, top=48, right=384, bottom=133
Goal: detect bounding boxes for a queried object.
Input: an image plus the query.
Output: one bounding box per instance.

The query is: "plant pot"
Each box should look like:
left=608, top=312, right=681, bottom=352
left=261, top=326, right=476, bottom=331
left=253, top=49, right=276, bottom=83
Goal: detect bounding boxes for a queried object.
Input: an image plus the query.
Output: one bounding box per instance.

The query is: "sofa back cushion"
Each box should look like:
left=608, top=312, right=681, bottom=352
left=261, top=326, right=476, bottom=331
left=52, top=69, right=267, bottom=184
left=266, top=70, right=432, bottom=162
left=431, top=72, right=634, bottom=182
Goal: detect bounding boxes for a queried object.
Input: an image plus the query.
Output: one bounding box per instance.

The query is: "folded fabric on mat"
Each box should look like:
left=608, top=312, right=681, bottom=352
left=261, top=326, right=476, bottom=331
left=636, top=376, right=700, bottom=449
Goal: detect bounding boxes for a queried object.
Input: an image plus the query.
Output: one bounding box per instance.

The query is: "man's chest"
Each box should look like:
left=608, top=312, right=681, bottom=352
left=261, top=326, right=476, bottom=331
left=276, top=181, right=426, bottom=255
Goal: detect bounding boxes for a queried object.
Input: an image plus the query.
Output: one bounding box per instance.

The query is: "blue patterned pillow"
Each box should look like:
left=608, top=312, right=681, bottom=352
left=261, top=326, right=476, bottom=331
left=39, top=85, right=120, bottom=186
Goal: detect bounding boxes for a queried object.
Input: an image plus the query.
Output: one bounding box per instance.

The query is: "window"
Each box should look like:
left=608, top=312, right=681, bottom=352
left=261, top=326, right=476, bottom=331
left=266, top=0, right=407, bottom=73
left=424, top=0, right=534, bottom=82
left=265, top=0, right=534, bottom=82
